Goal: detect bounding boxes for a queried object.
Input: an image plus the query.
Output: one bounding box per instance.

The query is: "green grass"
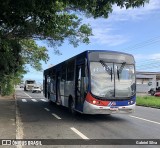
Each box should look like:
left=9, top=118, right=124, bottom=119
left=136, top=96, right=160, bottom=109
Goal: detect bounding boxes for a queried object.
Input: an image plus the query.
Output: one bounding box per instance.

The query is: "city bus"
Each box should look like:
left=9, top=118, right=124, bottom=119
left=43, top=50, right=136, bottom=114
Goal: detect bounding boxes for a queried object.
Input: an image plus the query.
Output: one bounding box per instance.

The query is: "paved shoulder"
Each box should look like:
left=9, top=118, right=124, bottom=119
left=0, top=97, right=16, bottom=139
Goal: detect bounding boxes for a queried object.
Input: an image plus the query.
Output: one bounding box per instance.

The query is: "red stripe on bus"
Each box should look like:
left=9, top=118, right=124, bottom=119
left=85, top=92, right=110, bottom=106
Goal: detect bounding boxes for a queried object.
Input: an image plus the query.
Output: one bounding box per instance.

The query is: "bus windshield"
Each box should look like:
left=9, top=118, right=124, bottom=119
left=90, top=62, right=135, bottom=99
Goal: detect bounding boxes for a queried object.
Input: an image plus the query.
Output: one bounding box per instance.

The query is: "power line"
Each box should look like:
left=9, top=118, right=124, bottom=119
left=137, top=58, right=160, bottom=64
left=119, top=36, right=160, bottom=52
left=117, top=36, right=160, bottom=72
left=137, top=60, right=160, bottom=67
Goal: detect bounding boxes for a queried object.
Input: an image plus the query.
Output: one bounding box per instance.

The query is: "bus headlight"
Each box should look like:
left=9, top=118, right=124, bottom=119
left=93, top=100, right=96, bottom=104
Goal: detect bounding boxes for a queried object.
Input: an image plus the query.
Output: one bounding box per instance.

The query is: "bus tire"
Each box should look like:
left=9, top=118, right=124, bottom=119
left=24, top=86, right=26, bottom=91
left=69, top=98, right=77, bottom=115
left=48, top=93, right=52, bottom=103
left=151, top=90, right=155, bottom=96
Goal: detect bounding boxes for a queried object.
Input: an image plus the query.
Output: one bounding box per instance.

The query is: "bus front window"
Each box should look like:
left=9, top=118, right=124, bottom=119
left=115, top=64, right=135, bottom=97
left=90, top=62, right=135, bottom=99
left=90, top=62, right=114, bottom=98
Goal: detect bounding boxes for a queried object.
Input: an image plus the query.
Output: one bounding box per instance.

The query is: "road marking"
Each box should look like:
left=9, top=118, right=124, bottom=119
left=23, top=92, right=32, bottom=98
left=16, top=99, right=23, bottom=148
left=52, top=113, right=61, bottom=120
left=31, top=99, right=38, bottom=102
left=130, top=115, right=160, bottom=125
left=41, top=99, right=48, bottom=102
left=44, top=108, right=50, bottom=111
left=22, top=99, right=27, bottom=102
left=70, top=127, right=89, bottom=139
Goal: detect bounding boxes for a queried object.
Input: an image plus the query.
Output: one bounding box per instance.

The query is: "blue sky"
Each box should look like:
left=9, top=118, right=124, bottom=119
left=24, top=0, right=160, bottom=83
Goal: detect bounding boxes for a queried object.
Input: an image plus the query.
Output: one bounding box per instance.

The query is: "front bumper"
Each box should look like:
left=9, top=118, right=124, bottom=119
left=83, top=100, right=135, bottom=114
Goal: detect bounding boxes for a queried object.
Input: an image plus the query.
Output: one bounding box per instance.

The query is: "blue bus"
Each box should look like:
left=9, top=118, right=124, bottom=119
left=43, top=50, right=136, bottom=114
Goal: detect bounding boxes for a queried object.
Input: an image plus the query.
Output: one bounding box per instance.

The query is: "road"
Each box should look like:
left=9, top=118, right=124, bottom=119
left=1, top=88, right=160, bottom=147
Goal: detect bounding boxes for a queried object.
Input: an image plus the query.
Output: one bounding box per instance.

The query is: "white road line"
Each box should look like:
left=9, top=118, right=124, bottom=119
left=22, top=99, right=27, bottom=102
left=52, top=113, right=62, bottom=120
left=44, top=108, right=50, bottom=111
left=16, top=100, right=23, bottom=148
left=70, top=127, right=89, bottom=139
left=23, top=92, right=32, bottom=98
left=41, top=99, right=48, bottom=102
left=31, top=99, right=38, bottom=102
left=130, top=115, right=160, bottom=125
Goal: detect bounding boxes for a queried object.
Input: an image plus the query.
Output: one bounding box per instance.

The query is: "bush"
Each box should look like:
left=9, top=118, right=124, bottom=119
left=0, top=77, right=15, bottom=96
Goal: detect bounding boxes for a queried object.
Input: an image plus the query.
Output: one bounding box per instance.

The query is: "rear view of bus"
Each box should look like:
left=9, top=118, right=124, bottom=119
left=84, top=51, right=136, bottom=114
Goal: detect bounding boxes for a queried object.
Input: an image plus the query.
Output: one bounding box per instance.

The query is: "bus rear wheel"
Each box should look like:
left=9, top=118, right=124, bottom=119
left=69, top=99, right=77, bottom=115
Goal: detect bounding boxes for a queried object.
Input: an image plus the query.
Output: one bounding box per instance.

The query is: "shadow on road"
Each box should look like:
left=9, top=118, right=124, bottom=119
left=47, top=102, right=127, bottom=123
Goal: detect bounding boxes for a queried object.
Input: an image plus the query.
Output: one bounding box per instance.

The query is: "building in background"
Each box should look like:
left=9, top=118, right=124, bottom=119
left=136, top=72, right=160, bottom=94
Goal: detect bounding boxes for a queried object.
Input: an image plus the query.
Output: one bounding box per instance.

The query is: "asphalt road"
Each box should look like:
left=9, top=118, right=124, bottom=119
left=1, top=88, right=160, bottom=147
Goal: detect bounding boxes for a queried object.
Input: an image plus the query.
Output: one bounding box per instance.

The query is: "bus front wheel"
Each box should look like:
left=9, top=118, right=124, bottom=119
left=150, top=90, right=155, bottom=96
left=48, top=93, right=52, bottom=104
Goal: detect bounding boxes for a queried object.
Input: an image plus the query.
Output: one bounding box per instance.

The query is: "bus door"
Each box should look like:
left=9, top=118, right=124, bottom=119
left=43, top=75, right=47, bottom=98
left=50, top=76, right=56, bottom=102
left=75, top=64, right=86, bottom=111
left=56, top=73, right=61, bottom=105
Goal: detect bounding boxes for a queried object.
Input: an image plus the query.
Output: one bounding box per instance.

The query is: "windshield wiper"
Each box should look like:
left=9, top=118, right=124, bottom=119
left=99, top=60, right=112, bottom=81
left=117, top=62, right=126, bottom=80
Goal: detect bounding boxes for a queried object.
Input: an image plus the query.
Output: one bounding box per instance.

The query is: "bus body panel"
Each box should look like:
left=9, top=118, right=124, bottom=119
left=63, top=81, right=75, bottom=107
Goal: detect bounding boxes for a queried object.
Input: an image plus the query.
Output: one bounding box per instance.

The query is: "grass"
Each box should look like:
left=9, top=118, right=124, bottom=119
left=136, top=96, right=160, bottom=109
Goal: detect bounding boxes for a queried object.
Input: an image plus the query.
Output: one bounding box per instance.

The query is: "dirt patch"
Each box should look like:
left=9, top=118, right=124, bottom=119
left=0, top=95, right=15, bottom=100
left=136, top=93, right=150, bottom=97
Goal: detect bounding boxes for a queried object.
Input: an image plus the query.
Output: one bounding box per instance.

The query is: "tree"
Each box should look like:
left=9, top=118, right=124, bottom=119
left=0, top=0, right=148, bottom=95
left=0, top=0, right=148, bottom=41
left=0, top=38, right=48, bottom=95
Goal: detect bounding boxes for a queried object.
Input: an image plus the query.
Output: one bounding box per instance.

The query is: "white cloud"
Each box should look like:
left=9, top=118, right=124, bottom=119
left=81, top=0, right=160, bottom=46
left=135, top=53, right=160, bottom=60
left=82, top=18, right=128, bottom=46
left=134, top=54, right=148, bottom=60
left=110, top=0, right=160, bottom=21
left=90, top=27, right=128, bottom=46
left=135, top=53, right=160, bottom=71
left=150, top=53, right=160, bottom=59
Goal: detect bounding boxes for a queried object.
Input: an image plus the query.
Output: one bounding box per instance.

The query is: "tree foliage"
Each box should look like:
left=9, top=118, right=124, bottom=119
left=0, top=0, right=148, bottom=95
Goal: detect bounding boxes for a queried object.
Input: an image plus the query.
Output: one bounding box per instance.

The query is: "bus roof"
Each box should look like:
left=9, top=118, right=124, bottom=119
left=86, top=50, right=133, bottom=56
left=44, top=50, right=134, bottom=74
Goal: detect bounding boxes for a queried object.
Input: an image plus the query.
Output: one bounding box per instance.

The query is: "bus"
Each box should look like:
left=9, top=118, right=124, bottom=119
left=24, top=80, right=36, bottom=91
left=43, top=50, right=136, bottom=114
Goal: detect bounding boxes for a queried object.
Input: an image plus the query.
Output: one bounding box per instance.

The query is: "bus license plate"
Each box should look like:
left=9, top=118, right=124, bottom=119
left=110, top=108, right=118, bottom=111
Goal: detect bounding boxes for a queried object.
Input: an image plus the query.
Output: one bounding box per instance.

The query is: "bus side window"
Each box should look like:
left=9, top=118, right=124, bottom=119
left=50, top=75, right=56, bottom=94
left=67, top=60, right=74, bottom=81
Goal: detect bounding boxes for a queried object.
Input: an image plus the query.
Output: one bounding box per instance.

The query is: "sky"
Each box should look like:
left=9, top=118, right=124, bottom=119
left=23, top=0, right=160, bottom=83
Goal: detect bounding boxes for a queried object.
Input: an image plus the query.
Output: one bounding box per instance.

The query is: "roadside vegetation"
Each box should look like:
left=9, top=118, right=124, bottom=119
left=0, top=0, right=148, bottom=95
left=136, top=96, right=160, bottom=109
